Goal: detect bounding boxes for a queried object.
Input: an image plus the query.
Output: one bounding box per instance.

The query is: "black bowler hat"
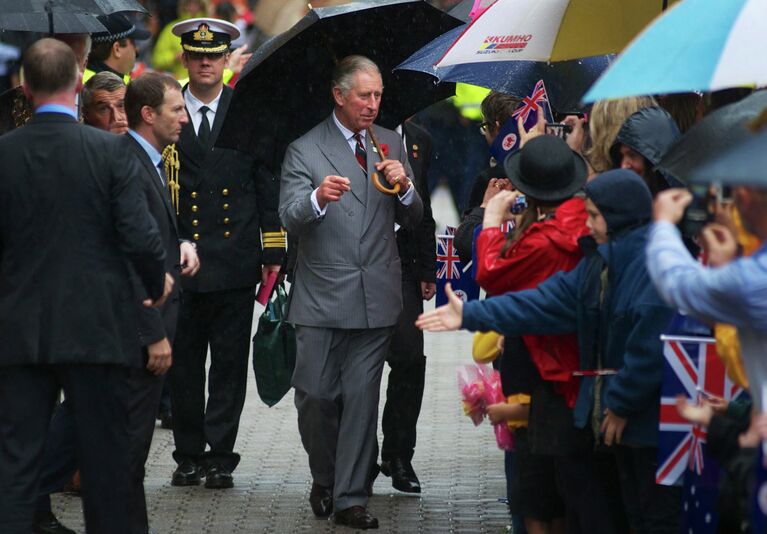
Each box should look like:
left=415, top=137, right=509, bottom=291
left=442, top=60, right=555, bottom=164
left=91, top=13, right=151, bottom=44
left=503, top=135, right=588, bottom=202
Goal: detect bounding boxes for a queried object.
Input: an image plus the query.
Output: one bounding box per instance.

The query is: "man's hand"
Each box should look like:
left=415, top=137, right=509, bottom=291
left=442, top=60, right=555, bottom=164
left=421, top=281, right=436, bottom=301
left=415, top=282, right=463, bottom=332
left=480, top=178, right=512, bottom=208
left=600, top=408, right=627, bottom=446
left=261, top=264, right=282, bottom=286
left=146, top=337, right=172, bottom=376
left=518, top=106, right=546, bottom=149
left=179, top=241, right=200, bottom=277
left=374, top=159, right=411, bottom=192
left=227, top=44, right=252, bottom=75
left=483, top=190, right=521, bottom=227
left=317, top=175, right=351, bottom=209
left=700, top=223, right=738, bottom=267
left=653, top=188, right=692, bottom=224
left=562, top=115, right=587, bottom=154
left=143, top=273, right=174, bottom=308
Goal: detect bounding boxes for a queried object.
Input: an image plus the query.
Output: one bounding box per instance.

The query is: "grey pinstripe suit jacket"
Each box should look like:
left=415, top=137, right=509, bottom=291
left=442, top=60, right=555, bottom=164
left=279, top=115, right=423, bottom=329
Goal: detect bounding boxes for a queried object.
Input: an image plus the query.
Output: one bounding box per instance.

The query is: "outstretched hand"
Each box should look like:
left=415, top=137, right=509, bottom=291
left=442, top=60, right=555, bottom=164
left=415, top=282, right=463, bottom=332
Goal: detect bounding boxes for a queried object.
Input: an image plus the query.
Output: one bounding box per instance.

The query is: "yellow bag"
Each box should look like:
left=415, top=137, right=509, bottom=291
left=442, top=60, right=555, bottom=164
left=472, top=331, right=502, bottom=364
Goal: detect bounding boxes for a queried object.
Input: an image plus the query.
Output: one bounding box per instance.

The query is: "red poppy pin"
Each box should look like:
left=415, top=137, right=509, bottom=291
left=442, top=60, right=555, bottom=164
left=380, top=143, right=389, bottom=157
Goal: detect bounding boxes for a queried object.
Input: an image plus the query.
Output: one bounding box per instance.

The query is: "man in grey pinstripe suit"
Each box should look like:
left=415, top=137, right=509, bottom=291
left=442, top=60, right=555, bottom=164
left=279, top=55, right=423, bottom=530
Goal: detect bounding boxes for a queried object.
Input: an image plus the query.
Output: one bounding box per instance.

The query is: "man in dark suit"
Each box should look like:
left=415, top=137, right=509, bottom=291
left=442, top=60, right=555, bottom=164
left=121, top=71, right=201, bottom=534
left=31, top=71, right=200, bottom=534
left=0, top=38, right=169, bottom=534
left=378, top=120, right=436, bottom=494
left=168, top=18, right=285, bottom=489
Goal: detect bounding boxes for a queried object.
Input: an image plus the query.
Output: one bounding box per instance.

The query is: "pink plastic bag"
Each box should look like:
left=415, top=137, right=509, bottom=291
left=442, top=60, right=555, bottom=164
left=456, top=363, right=515, bottom=450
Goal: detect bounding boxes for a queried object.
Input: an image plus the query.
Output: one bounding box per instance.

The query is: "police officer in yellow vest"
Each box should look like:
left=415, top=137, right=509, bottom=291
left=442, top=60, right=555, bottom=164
left=83, top=13, right=151, bottom=85
left=167, top=18, right=285, bottom=490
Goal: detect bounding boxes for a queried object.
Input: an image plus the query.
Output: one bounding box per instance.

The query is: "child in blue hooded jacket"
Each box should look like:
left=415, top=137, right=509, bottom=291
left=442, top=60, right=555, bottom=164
left=418, top=169, right=681, bottom=534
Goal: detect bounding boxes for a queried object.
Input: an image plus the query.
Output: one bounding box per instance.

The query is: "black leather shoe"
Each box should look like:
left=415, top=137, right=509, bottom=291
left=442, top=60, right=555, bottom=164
left=380, top=458, right=421, bottom=494
left=171, top=459, right=202, bottom=486
left=33, top=511, right=76, bottom=534
left=204, top=464, right=234, bottom=489
left=309, top=482, right=333, bottom=517
left=334, top=506, right=379, bottom=529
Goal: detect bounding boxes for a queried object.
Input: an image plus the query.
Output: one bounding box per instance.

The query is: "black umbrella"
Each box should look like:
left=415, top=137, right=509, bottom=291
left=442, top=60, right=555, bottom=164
left=217, top=0, right=463, bottom=170
left=0, top=0, right=147, bottom=34
left=689, top=125, right=767, bottom=187
left=657, top=90, right=767, bottom=184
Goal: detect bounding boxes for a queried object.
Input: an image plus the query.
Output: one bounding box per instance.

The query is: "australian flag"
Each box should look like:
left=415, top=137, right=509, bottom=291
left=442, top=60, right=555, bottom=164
left=657, top=334, right=746, bottom=533
left=436, top=229, right=479, bottom=307
left=489, top=79, right=554, bottom=164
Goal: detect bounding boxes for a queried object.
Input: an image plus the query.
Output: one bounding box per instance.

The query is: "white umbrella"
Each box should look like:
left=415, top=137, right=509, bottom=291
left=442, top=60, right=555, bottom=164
left=436, top=0, right=672, bottom=67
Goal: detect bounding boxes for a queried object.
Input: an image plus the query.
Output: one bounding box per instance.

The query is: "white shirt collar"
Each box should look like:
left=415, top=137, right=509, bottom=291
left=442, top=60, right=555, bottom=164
left=184, top=86, right=223, bottom=117
left=332, top=110, right=365, bottom=142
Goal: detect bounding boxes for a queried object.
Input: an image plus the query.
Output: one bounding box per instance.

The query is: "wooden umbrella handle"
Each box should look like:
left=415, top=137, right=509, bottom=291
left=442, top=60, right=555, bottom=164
left=367, top=127, right=400, bottom=196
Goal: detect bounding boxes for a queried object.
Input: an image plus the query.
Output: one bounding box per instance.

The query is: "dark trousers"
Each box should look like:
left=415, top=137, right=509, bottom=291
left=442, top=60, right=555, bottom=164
left=555, top=443, right=619, bottom=534
left=34, top=364, right=162, bottom=533
left=0, top=364, right=132, bottom=534
left=171, top=287, right=255, bottom=471
left=119, top=366, right=164, bottom=534
left=381, top=275, right=426, bottom=463
left=36, top=400, right=77, bottom=515
left=614, top=445, right=681, bottom=534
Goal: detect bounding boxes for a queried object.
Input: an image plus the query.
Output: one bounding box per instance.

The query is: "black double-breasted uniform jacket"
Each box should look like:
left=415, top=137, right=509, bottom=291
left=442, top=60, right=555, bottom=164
left=174, top=85, right=284, bottom=292
left=397, top=121, right=436, bottom=283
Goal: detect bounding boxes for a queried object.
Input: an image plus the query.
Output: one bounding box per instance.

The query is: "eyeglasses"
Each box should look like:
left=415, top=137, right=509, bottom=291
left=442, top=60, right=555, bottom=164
left=479, top=121, right=492, bottom=135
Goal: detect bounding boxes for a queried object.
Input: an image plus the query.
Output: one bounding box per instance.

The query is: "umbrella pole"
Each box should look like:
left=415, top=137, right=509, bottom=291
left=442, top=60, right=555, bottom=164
left=46, top=0, right=54, bottom=34
left=366, top=127, right=400, bottom=196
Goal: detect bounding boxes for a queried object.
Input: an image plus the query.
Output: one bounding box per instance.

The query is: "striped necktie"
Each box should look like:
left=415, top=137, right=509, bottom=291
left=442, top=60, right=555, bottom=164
left=353, top=133, right=367, bottom=173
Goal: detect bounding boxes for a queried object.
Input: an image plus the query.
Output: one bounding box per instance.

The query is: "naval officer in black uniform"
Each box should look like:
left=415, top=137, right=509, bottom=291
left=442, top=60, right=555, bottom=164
left=167, top=18, right=285, bottom=490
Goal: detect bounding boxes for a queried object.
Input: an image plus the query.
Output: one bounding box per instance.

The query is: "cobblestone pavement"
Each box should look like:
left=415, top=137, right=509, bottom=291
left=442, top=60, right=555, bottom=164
left=53, top=187, right=513, bottom=533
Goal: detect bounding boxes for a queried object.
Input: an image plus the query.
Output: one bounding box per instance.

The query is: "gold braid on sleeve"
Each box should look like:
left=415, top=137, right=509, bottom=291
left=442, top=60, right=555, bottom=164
left=162, top=144, right=181, bottom=214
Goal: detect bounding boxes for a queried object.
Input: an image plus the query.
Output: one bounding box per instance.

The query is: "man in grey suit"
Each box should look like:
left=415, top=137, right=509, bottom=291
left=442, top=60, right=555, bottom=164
left=279, top=55, right=423, bottom=530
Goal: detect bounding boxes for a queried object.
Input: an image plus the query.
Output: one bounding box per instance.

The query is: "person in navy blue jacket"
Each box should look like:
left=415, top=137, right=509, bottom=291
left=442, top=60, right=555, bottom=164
left=418, top=169, right=681, bottom=534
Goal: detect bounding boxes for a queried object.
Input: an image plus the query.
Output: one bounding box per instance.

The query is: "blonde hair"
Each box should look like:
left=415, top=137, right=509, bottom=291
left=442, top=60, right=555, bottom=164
left=585, top=96, right=657, bottom=173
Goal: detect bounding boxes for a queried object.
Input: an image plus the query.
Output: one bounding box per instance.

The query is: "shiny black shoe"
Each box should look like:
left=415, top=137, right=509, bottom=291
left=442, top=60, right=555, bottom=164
left=309, top=482, right=333, bottom=517
left=380, top=458, right=421, bottom=494
left=33, top=511, right=76, bottom=534
left=171, top=459, right=202, bottom=486
left=204, top=464, right=234, bottom=489
left=333, top=506, right=379, bottom=529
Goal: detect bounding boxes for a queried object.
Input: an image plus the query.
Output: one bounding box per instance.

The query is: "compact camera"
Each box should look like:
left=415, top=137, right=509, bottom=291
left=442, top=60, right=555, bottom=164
left=511, top=195, right=528, bottom=214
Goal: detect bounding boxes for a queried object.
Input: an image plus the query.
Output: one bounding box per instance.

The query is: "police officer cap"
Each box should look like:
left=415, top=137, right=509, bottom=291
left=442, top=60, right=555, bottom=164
left=91, top=13, right=151, bottom=44
left=172, top=18, right=240, bottom=54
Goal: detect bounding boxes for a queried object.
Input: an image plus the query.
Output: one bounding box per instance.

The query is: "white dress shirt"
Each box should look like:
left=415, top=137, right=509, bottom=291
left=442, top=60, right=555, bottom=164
left=184, top=87, right=223, bottom=136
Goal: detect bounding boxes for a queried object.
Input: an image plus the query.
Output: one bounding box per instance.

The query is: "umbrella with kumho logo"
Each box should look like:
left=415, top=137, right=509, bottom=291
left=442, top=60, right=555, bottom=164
left=435, top=0, right=675, bottom=67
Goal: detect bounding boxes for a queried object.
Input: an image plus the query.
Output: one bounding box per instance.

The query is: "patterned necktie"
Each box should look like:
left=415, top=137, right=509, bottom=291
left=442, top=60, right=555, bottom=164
left=156, top=160, right=167, bottom=187
left=198, top=105, right=211, bottom=145
left=353, top=133, right=367, bottom=173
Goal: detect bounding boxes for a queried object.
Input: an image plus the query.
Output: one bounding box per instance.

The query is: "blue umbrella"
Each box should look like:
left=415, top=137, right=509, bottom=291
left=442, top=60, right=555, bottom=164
left=584, top=0, right=766, bottom=103
left=395, top=23, right=614, bottom=112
